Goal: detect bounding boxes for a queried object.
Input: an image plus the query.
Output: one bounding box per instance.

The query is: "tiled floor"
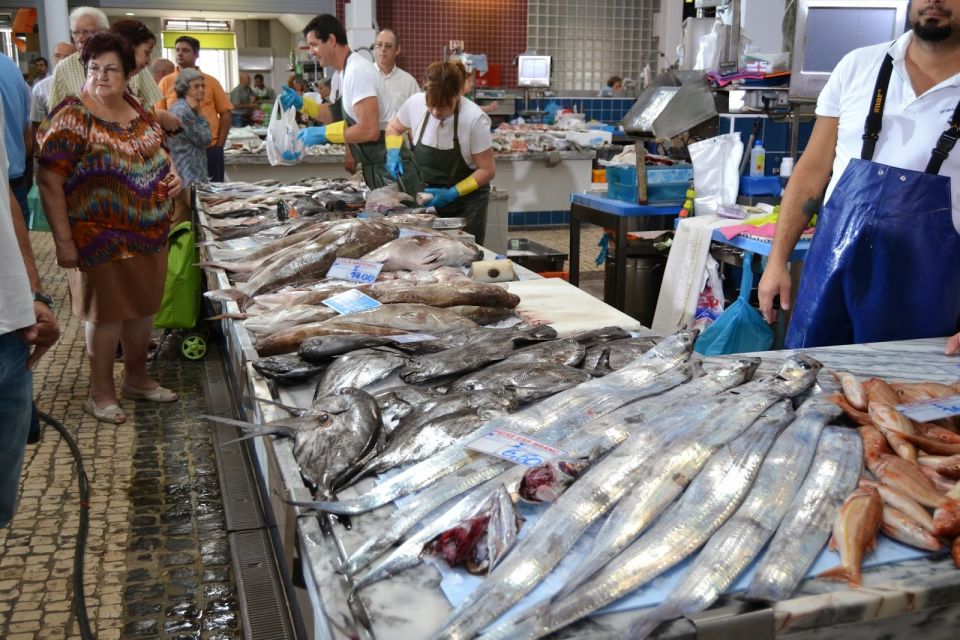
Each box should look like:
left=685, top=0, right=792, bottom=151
left=507, top=224, right=606, bottom=299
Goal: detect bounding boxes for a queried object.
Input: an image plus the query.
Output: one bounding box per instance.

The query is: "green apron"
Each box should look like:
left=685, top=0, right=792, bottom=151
left=335, top=54, right=422, bottom=197
left=413, top=105, right=490, bottom=244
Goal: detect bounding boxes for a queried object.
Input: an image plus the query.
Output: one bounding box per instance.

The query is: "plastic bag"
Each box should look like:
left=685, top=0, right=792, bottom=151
left=688, top=133, right=743, bottom=216
left=694, top=251, right=773, bottom=355
left=265, top=96, right=304, bottom=166
left=691, top=255, right=724, bottom=332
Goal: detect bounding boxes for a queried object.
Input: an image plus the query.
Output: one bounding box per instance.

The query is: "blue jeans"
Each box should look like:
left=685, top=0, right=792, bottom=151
left=0, top=331, right=32, bottom=527
left=206, top=145, right=225, bottom=183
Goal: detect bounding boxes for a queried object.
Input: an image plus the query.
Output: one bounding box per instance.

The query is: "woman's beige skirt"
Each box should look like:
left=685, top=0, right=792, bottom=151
left=69, top=248, right=169, bottom=323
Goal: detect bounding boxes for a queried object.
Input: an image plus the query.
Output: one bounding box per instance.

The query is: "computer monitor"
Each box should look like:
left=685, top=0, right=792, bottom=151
left=789, top=0, right=909, bottom=103
left=518, top=55, right=551, bottom=88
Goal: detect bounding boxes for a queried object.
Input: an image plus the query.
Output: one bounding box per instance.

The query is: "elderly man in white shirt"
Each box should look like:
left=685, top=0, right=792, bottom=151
left=374, top=29, right=421, bottom=116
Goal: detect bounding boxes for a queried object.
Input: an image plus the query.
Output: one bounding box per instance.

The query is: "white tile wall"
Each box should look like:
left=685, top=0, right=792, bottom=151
left=527, top=0, right=660, bottom=92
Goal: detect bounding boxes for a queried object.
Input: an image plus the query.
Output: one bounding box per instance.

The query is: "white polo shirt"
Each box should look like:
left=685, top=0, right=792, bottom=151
left=396, top=94, right=492, bottom=169
left=817, top=31, right=960, bottom=232
left=341, top=52, right=393, bottom=129
left=377, top=64, right=420, bottom=116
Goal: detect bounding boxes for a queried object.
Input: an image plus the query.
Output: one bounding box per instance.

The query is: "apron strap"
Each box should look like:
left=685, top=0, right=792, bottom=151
left=861, top=54, right=894, bottom=162
left=416, top=110, right=430, bottom=146
left=447, top=105, right=462, bottom=185
left=925, top=98, right=960, bottom=174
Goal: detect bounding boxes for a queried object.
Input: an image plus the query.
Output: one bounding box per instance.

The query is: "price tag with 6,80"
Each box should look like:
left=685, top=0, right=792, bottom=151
left=466, top=428, right=566, bottom=468
left=326, top=257, right=383, bottom=284
left=897, top=394, right=960, bottom=423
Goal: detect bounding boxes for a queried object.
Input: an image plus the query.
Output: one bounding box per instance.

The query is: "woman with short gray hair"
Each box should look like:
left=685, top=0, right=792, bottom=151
left=168, top=68, right=212, bottom=222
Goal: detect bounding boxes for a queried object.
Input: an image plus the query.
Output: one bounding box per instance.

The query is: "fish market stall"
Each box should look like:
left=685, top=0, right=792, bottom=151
left=492, top=151, right=595, bottom=217
left=224, top=151, right=349, bottom=183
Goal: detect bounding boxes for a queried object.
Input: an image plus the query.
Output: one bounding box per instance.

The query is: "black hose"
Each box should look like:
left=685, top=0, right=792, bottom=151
left=38, top=411, right=95, bottom=640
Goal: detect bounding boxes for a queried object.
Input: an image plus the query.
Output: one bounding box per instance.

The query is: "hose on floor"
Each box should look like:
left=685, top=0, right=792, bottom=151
left=39, top=411, right=95, bottom=640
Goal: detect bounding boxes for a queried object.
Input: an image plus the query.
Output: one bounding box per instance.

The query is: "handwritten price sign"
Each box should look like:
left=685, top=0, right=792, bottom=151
left=326, top=257, right=383, bottom=283
left=466, top=428, right=566, bottom=467
left=897, top=394, right=960, bottom=422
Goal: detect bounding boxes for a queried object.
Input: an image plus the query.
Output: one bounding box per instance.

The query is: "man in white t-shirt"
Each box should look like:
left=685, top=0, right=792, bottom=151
left=279, top=14, right=422, bottom=195
left=0, top=99, right=59, bottom=528
left=759, top=0, right=960, bottom=352
left=30, top=41, right=76, bottom=130
left=374, top=29, right=421, bottom=116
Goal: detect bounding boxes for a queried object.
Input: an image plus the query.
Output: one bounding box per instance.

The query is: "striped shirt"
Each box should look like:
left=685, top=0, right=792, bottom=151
left=48, top=53, right=162, bottom=114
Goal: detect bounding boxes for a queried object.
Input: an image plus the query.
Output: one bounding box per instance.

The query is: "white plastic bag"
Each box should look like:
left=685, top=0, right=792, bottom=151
left=689, top=133, right=744, bottom=216
left=265, top=97, right=304, bottom=166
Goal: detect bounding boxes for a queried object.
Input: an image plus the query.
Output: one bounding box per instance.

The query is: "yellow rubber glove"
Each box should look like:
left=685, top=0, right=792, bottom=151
left=454, top=175, right=479, bottom=197
left=385, top=134, right=404, bottom=150
left=324, top=120, right=346, bottom=144
left=301, top=96, right=322, bottom=119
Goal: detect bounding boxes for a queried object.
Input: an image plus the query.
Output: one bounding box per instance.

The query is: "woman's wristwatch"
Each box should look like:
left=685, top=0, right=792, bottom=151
left=33, top=291, right=54, bottom=308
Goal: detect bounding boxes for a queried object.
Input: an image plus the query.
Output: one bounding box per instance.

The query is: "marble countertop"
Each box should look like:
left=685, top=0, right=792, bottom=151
left=494, top=150, right=596, bottom=161
left=224, top=151, right=346, bottom=165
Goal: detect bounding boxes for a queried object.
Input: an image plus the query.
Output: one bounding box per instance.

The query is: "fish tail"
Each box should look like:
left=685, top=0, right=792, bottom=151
left=204, top=288, right=248, bottom=304
left=818, top=564, right=861, bottom=587
left=206, top=312, right=248, bottom=321
left=933, top=501, right=960, bottom=537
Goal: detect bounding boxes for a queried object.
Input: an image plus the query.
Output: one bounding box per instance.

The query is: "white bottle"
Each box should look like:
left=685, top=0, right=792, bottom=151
left=750, top=140, right=766, bottom=177
left=779, top=157, right=794, bottom=193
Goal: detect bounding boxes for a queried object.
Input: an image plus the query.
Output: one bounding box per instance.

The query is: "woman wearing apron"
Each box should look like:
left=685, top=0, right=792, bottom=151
left=384, top=61, right=495, bottom=243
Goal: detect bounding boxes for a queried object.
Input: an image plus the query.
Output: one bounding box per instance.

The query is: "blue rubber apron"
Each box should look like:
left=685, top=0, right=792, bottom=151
left=786, top=54, right=960, bottom=348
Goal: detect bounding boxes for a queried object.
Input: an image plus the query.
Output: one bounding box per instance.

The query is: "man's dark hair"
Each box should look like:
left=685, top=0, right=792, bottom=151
left=175, top=35, right=200, bottom=55
left=35, top=57, right=48, bottom=66
left=81, top=32, right=136, bottom=78
left=254, top=73, right=264, bottom=81
left=303, top=14, right=348, bottom=46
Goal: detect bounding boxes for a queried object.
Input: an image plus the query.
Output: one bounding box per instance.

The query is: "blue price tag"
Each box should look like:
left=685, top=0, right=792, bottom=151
left=466, top=428, right=566, bottom=468
left=322, top=289, right=382, bottom=315
left=897, top=394, right=960, bottom=422
left=326, top=257, right=383, bottom=283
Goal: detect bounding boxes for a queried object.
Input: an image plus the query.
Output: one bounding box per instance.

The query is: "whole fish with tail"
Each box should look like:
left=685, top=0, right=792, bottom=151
left=430, top=355, right=820, bottom=640
left=298, top=330, right=700, bottom=516
left=342, top=358, right=760, bottom=579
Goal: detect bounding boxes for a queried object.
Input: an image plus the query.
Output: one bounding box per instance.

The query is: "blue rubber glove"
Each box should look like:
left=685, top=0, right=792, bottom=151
left=425, top=186, right=460, bottom=209
left=386, top=148, right=404, bottom=179
left=279, top=85, right=303, bottom=111
left=297, top=126, right=328, bottom=147
left=281, top=150, right=301, bottom=162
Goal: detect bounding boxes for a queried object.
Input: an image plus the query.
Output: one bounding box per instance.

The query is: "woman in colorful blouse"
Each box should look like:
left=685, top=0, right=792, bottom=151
left=168, top=68, right=212, bottom=222
left=37, top=32, right=183, bottom=424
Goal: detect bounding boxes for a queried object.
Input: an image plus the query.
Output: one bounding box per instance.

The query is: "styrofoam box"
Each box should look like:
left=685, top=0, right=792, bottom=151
left=565, top=129, right=613, bottom=146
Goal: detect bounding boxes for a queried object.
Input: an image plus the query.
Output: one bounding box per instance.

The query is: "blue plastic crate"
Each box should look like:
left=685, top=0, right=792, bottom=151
left=605, top=164, right=691, bottom=204
left=739, top=175, right=782, bottom=196
left=646, top=163, right=694, bottom=184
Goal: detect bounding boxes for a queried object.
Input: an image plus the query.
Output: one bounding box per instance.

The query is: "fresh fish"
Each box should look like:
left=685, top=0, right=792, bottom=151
left=868, top=402, right=917, bottom=462
left=449, top=361, right=594, bottom=404
left=242, top=304, right=337, bottom=335
left=432, top=356, right=820, bottom=640
left=899, top=433, right=960, bottom=456
left=371, top=282, right=520, bottom=309
left=425, top=484, right=524, bottom=575
left=518, top=447, right=605, bottom=503
left=343, top=357, right=759, bottom=582
left=446, top=305, right=516, bottom=325
left=832, top=370, right=866, bottom=410
left=918, top=454, right=960, bottom=479
left=818, top=484, right=883, bottom=587
left=252, top=354, right=326, bottom=383
left=892, top=380, right=960, bottom=403
left=245, top=281, right=363, bottom=314
left=400, top=331, right=535, bottom=383
left=933, top=479, right=960, bottom=537
left=744, top=426, right=863, bottom=603
left=498, top=409, right=790, bottom=640
left=627, top=382, right=838, bottom=640
left=581, top=336, right=661, bottom=370
left=305, top=330, right=701, bottom=517
left=201, top=221, right=333, bottom=272
left=567, top=326, right=634, bottom=348
left=362, top=235, right=482, bottom=271
left=858, top=479, right=934, bottom=533
left=258, top=321, right=411, bottom=356
left=863, top=378, right=901, bottom=406
left=312, top=347, right=410, bottom=397
left=880, top=506, right=941, bottom=551
left=374, top=385, right=446, bottom=430
left=913, top=422, right=960, bottom=445
left=861, top=424, right=951, bottom=509
left=298, top=334, right=394, bottom=362
left=503, top=339, right=587, bottom=367
left=920, top=464, right=957, bottom=493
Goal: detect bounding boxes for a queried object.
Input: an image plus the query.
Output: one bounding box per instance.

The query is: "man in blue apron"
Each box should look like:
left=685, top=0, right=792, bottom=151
left=279, top=14, right=422, bottom=197
left=759, top=0, right=960, bottom=353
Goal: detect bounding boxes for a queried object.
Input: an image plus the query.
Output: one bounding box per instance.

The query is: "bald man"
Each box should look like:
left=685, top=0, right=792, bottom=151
left=230, top=73, right=257, bottom=127
left=30, top=41, right=76, bottom=128
left=150, top=58, right=175, bottom=85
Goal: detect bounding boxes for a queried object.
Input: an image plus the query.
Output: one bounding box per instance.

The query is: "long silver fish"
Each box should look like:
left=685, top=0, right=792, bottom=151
left=495, top=405, right=792, bottom=640
left=343, top=357, right=760, bottom=579
left=744, top=425, right=862, bottom=603
left=627, top=391, right=838, bottom=640
left=432, top=357, right=820, bottom=640
left=300, top=329, right=700, bottom=516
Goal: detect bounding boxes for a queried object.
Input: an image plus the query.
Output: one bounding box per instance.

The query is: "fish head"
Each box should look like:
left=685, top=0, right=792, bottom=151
left=650, top=328, right=699, bottom=360
left=399, top=357, right=447, bottom=383
left=771, top=352, right=823, bottom=396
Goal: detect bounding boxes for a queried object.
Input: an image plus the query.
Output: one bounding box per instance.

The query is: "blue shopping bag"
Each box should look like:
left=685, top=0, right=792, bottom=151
left=694, top=251, right=773, bottom=355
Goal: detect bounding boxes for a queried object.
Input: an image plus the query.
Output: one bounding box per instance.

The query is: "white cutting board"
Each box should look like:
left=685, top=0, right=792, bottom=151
left=503, top=278, right=642, bottom=337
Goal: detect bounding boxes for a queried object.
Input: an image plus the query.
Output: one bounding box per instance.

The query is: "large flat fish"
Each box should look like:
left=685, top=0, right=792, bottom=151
left=313, top=347, right=410, bottom=396
left=362, top=235, right=482, bottom=271
left=433, top=357, right=820, bottom=640
left=744, top=426, right=863, bottom=602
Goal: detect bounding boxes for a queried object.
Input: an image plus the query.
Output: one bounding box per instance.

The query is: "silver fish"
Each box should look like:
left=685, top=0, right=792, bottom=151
left=242, top=303, right=337, bottom=335
left=343, top=357, right=760, bottom=580
left=432, top=357, right=820, bottom=640
left=374, top=385, right=447, bottom=431
left=499, top=407, right=790, bottom=640
left=581, top=337, right=661, bottom=370
left=504, top=339, right=587, bottom=366
left=251, top=354, right=326, bottom=383
left=627, top=390, right=838, bottom=640
left=362, top=235, right=482, bottom=271
left=449, top=362, right=594, bottom=404
left=298, top=334, right=394, bottom=362
left=744, top=425, right=862, bottom=603
left=300, top=329, right=699, bottom=516
left=312, top=347, right=410, bottom=396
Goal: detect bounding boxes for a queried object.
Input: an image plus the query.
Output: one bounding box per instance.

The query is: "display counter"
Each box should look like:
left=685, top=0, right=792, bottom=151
left=224, top=151, right=349, bottom=183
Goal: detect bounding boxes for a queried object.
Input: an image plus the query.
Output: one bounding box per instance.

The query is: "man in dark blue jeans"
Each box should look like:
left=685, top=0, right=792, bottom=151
left=0, top=101, right=59, bottom=528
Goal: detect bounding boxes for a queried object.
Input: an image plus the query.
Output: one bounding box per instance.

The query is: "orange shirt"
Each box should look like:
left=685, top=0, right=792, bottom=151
left=156, top=68, right=232, bottom=146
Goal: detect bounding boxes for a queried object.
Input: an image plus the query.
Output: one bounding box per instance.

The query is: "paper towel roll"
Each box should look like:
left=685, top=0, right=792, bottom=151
left=470, top=259, right=515, bottom=283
